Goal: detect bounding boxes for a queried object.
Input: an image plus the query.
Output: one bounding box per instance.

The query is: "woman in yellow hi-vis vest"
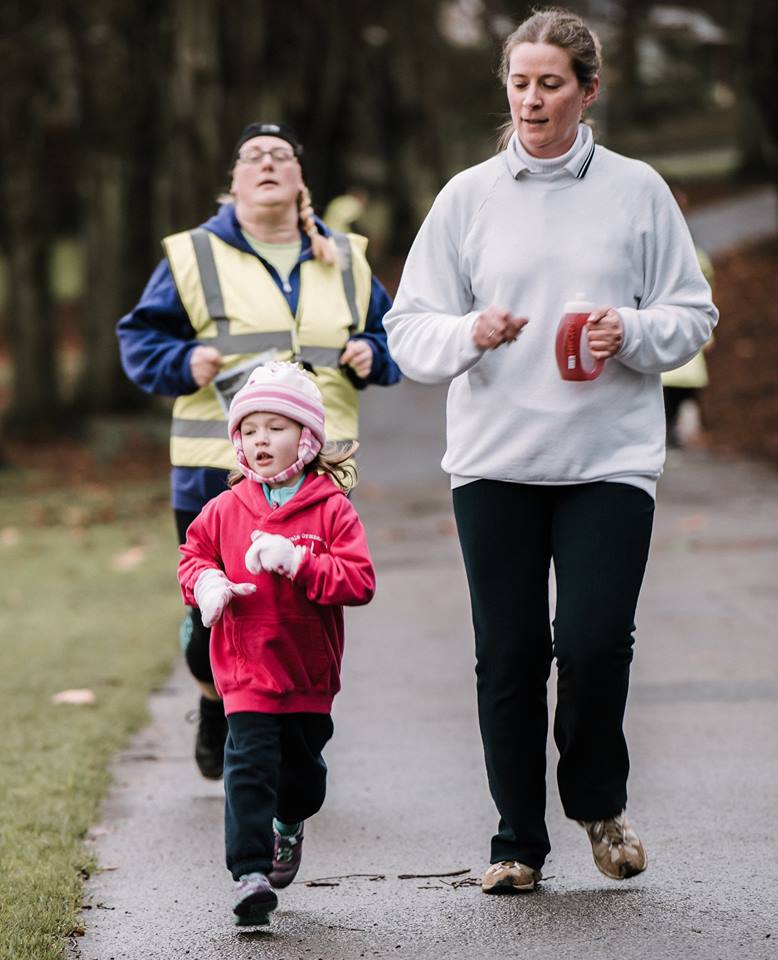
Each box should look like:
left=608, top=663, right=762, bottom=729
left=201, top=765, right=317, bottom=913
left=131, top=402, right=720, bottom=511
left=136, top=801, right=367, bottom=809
left=117, top=122, right=400, bottom=780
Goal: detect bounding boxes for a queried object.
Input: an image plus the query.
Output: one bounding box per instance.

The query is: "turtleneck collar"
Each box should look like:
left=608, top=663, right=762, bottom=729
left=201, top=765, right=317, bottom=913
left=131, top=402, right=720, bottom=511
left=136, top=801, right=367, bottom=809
left=505, top=123, right=596, bottom=180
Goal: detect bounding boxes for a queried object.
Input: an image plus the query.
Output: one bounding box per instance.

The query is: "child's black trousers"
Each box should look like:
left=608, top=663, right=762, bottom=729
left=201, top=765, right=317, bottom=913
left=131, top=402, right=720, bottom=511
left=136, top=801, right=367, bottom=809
left=224, top=711, right=334, bottom=879
left=453, top=479, right=654, bottom=871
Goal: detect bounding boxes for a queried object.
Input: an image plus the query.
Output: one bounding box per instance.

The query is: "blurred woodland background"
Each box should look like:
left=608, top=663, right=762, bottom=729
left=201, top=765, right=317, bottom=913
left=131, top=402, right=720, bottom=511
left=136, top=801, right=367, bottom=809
left=0, top=0, right=776, bottom=462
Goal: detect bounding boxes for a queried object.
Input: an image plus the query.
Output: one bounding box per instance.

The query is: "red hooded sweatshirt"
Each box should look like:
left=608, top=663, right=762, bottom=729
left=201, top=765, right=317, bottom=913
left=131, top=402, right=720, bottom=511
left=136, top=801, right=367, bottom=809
left=178, top=473, right=375, bottom=715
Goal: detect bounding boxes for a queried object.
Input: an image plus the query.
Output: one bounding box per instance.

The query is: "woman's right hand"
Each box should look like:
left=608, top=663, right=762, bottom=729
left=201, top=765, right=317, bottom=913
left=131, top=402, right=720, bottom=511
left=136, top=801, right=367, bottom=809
left=190, top=345, right=224, bottom=386
left=472, top=306, right=529, bottom=350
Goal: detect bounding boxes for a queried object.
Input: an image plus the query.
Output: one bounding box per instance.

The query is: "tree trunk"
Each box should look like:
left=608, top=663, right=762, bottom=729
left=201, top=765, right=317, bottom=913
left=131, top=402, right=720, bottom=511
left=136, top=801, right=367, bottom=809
left=159, top=0, right=224, bottom=234
left=78, top=153, right=131, bottom=411
left=3, top=169, right=58, bottom=432
left=607, top=0, right=644, bottom=130
left=737, top=0, right=778, bottom=187
left=0, top=7, right=60, bottom=435
left=68, top=0, right=164, bottom=412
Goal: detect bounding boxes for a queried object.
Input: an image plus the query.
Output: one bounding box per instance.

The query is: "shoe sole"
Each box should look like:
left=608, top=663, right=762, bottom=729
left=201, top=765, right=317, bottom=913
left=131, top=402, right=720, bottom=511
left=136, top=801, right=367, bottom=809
left=481, top=877, right=539, bottom=894
left=593, top=854, right=648, bottom=880
left=233, top=909, right=271, bottom=927
left=233, top=890, right=278, bottom=925
left=197, top=767, right=224, bottom=781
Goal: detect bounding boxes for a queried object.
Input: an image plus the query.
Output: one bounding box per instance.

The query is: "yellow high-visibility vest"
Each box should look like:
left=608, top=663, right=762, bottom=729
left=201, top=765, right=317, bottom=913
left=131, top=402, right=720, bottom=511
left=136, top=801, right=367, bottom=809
left=661, top=247, right=714, bottom=389
left=163, top=228, right=372, bottom=469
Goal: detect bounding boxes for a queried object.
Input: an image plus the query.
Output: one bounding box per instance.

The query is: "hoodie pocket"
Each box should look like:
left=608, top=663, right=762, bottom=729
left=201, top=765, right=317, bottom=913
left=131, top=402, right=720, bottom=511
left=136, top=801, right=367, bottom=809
left=230, top=616, right=333, bottom=696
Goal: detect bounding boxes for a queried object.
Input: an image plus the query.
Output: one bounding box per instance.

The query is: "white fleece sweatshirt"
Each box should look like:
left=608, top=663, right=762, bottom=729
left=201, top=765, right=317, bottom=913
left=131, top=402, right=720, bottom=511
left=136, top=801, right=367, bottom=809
left=383, top=126, right=718, bottom=497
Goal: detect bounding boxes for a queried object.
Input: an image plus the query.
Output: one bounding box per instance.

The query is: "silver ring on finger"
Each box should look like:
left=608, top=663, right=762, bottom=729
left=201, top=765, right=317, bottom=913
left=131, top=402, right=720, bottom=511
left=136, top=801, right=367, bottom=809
left=487, top=329, right=496, bottom=340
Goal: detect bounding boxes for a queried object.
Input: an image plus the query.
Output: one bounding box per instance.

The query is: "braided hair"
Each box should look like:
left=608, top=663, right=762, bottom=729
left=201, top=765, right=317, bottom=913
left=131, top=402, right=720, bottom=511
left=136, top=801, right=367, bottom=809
left=298, top=184, right=336, bottom=265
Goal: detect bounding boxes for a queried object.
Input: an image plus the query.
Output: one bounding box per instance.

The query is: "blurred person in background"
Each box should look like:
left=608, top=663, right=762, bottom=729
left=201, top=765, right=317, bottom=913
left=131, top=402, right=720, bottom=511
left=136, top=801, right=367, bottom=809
left=118, top=121, right=400, bottom=782
left=384, top=8, right=717, bottom=894
left=662, top=184, right=715, bottom=448
left=323, top=185, right=370, bottom=235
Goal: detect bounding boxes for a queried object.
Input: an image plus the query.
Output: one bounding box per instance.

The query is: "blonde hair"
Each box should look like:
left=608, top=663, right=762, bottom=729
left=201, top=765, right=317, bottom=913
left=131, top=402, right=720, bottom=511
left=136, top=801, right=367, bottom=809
left=496, top=7, right=601, bottom=151
left=298, top=184, right=336, bottom=265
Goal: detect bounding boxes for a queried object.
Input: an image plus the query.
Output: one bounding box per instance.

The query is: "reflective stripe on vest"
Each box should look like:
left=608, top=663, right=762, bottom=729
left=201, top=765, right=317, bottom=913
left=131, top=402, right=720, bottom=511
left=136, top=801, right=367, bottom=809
left=163, top=227, right=371, bottom=469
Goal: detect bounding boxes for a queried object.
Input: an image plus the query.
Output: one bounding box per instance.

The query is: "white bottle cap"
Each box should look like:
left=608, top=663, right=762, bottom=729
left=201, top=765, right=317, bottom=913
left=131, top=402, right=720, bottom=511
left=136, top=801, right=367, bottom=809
left=563, top=293, right=594, bottom=313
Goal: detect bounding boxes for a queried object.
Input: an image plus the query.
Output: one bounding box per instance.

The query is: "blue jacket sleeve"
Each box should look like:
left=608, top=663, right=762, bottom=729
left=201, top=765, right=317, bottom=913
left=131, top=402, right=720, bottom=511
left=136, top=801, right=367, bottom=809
left=345, top=275, right=402, bottom=390
left=116, top=259, right=200, bottom=397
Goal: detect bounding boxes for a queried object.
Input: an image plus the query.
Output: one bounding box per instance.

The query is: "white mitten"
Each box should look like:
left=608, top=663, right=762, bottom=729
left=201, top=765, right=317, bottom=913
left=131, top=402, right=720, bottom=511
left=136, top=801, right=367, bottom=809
left=249, top=532, right=305, bottom=579
left=194, top=568, right=256, bottom=628
left=245, top=529, right=266, bottom=575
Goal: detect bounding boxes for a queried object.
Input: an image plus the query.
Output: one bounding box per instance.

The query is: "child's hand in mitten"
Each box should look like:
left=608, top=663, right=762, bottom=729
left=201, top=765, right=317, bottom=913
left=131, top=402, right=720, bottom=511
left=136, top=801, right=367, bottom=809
left=248, top=532, right=305, bottom=579
left=194, top=568, right=255, bottom=627
left=245, top=529, right=266, bottom=575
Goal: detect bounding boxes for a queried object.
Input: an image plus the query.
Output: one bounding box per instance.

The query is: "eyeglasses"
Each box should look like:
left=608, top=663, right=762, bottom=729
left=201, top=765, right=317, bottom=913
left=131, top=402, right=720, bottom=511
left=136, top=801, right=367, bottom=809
left=237, top=147, right=297, bottom=165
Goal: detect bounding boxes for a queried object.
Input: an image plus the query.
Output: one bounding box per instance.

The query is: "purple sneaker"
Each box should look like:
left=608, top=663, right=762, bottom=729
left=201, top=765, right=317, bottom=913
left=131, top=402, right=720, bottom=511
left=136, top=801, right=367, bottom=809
left=233, top=872, right=278, bottom=927
left=267, top=822, right=304, bottom=889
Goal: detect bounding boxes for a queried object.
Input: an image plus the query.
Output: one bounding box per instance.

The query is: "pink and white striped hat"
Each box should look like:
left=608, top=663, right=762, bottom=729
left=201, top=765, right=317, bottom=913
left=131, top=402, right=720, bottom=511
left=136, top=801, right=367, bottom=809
left=228, top=361, right=326, bottom=485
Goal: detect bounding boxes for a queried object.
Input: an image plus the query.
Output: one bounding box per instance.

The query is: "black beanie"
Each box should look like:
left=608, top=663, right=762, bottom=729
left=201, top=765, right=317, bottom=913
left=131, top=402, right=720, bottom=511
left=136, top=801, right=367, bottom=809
left=232, top=122, right=304, bottom=163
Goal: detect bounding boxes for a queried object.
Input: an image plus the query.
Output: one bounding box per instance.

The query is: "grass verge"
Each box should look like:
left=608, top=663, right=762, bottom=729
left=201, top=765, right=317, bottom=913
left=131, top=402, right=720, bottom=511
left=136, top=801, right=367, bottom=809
left=0, top=460, right=180, bottom=960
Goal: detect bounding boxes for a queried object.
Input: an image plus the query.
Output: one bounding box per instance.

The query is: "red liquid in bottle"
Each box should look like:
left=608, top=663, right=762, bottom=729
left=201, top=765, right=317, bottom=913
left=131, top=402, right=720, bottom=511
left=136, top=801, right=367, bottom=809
left=555, top=294, right=604, bottom=381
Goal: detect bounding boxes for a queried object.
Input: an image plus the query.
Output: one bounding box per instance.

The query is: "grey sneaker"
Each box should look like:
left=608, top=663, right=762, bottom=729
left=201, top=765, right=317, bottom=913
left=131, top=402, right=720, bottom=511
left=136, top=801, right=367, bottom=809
left=481, top=860, right=541, bottom=894
left=578, top=811, right=647, bottom=879
left=267, top=821, right=304, bottom=889
left=233, top=872, right=278, bottom=926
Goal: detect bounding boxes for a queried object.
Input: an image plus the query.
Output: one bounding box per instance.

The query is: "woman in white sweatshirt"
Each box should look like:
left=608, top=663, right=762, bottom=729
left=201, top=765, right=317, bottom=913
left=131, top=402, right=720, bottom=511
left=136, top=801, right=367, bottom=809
left=383, top=8, right=717, bottom=895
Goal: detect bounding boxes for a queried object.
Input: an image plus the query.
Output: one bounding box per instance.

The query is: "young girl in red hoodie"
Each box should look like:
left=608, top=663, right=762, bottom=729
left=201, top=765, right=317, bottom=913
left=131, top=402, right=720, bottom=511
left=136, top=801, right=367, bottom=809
left=178, top=361, right=375, bottom=926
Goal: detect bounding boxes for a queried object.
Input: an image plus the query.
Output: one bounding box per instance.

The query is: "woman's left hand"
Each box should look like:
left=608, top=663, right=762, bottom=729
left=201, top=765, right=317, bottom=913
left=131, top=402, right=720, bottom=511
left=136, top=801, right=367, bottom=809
left=586, top=307, right=624, bottom=360
left=340, top=339, right=373, bottom=379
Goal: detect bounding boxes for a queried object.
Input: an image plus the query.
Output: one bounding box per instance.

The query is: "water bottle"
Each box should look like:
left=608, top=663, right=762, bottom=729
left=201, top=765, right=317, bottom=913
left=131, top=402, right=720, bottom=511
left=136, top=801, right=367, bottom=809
left=555, top=293, right=604, bottom=381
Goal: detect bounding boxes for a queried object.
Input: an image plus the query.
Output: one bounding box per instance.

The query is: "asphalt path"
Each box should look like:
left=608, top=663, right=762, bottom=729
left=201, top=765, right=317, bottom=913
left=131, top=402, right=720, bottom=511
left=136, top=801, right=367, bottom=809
left=72, top=184, right=778, bottom=959
left=687, top=185, right=777, bottom=256
left=72, top=370, right=778, bottom=960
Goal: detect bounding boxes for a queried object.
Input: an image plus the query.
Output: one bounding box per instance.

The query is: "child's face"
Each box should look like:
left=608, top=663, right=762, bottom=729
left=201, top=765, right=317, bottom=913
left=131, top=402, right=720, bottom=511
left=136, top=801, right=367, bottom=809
left=240, top=412, right=303, bottom=484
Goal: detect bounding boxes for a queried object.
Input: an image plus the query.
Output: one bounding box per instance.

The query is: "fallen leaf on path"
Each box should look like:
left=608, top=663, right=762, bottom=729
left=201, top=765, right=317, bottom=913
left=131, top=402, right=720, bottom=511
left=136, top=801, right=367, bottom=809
left=51, top=689, right=96, bottom=705
left=63, top=506, right=91, bottom=528
left=111, top=545, right=147, bottom=570
left=675, top=512, right=709, bottom=534
left=87, top=826, right=114, bottom=839
left=0, top=527, right=20, bottom=546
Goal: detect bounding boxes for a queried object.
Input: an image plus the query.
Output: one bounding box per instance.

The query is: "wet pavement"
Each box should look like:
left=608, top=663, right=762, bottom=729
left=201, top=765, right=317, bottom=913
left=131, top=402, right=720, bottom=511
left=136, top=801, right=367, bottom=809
left=72, top=374, right=778, bottom=960
left=72, top=184, right=778, bottom=960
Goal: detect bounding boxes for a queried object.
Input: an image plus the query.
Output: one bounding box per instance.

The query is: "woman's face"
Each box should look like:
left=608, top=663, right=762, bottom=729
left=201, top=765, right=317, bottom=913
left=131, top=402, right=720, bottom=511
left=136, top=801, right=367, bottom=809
left=230, top=135, right=304, bottom=216
left=506, top=42, right=599, bottom=159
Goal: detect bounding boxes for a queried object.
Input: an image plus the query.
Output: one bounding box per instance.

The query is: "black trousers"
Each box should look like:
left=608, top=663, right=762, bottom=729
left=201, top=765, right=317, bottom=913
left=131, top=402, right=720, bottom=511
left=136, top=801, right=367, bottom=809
left=175, top=509, right=216, bottom=684
left=663, top=385, right=700, bottom=446
left=453, top=480, right=654, bottom=870
left=224, top=711, right=334, bottom=879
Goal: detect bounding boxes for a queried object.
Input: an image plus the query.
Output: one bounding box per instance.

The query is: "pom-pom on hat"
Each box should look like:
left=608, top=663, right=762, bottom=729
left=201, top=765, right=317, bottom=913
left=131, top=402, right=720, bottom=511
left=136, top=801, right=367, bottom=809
left=228, top=362, right=326, bottom=486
